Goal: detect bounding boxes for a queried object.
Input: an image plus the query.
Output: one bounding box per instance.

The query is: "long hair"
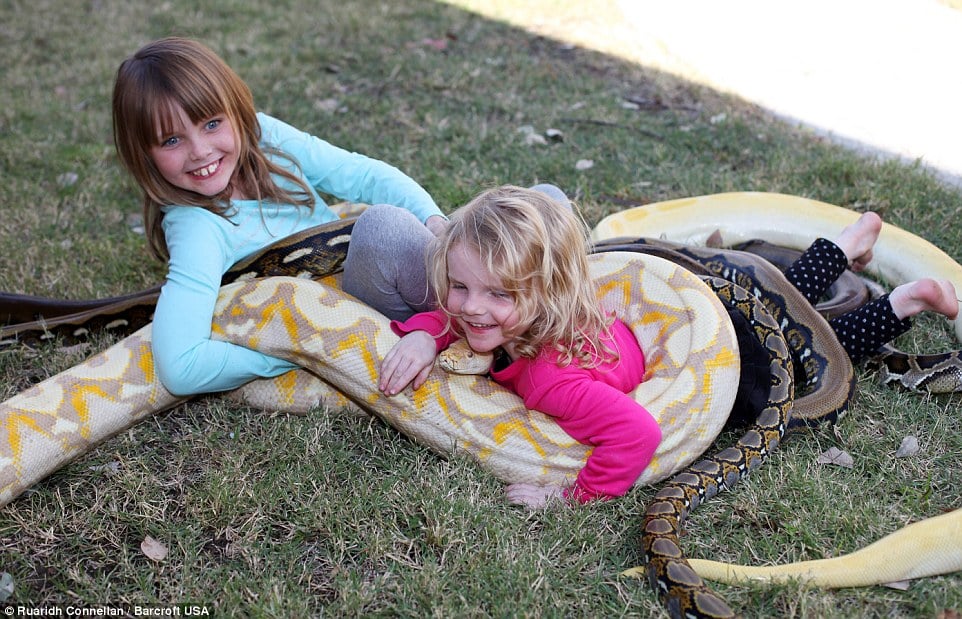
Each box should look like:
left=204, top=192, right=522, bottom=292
left=112, top=37, right=315, bottom=260
left=429, top=185, right=615, bottom=367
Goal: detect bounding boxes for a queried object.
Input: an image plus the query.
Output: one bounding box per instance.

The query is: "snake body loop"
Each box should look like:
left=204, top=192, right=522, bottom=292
left=592, top=237, right=854, bottom=427
left=636, top=277, right=795, bottom=618
left=735, top=239, right=962, bottom=393
left=592, top=192, right=962, bottom=617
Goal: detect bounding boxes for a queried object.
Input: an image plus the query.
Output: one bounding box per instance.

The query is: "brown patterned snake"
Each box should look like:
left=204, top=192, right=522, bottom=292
left=2, top=193, right=960, bottom=618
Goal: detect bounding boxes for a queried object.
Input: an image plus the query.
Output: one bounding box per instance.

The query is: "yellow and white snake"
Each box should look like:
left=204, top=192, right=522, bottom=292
left=684, top=508, right=962, bottom=588
left=1, top=193, right=960, bottom=618
left=0, top=243, right=742, bottom=505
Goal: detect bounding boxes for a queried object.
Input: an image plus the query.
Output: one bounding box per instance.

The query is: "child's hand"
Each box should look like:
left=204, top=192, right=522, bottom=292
left=505, top=483, right=565, bottom=508
left=379, top=330, right=438, bottom=395
left=425, top=214, right=448, bottom=237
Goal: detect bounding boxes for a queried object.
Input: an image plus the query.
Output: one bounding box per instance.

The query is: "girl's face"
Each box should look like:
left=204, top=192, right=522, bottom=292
left=445, top=243, right=524, bottom=359
left=149, top=102, right=243, bottom=199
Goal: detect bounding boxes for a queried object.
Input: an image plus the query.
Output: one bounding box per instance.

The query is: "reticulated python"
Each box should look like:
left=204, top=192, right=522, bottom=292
left=732, top=238, right=962, bottom=393
left=1, top=193, right=960, bottom=618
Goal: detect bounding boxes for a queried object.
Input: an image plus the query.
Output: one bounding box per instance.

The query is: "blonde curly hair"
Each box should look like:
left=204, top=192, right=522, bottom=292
left=429, top=185, right=615, bottom=367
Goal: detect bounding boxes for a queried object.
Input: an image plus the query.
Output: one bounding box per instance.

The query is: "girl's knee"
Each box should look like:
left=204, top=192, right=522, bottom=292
left=530, top=183, right=572, bottom=210
left=350, top=204, right=432, bottom=261
left=355, top=203, right=422, bottom=236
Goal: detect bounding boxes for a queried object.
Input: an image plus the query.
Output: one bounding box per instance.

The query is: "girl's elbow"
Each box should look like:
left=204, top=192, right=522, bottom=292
left=154, top=351, right=207, bottom=396
left=632, top=413, right=663, bottom=448
left=651, top=422, right=664, bottom=446
left=157, top=367, right=202, bottom=397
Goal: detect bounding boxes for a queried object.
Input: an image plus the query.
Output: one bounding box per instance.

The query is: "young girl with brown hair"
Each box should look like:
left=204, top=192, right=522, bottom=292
left=112, top=37, right=447, bottom=396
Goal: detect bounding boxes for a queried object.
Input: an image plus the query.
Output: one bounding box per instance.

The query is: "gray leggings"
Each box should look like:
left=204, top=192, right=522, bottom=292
left=341, top=184, right=570, bottom=321
left=342, top=204, right=436, bottom=321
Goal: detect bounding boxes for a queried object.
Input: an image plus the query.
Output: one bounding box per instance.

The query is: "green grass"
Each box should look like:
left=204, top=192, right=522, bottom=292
left=1, top=1, right=961, bottom=617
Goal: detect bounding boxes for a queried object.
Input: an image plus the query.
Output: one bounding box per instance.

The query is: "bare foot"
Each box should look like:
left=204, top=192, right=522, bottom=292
left=834, top=211, right=882, bottom=272
left=889, top=278, right=960, bottom=321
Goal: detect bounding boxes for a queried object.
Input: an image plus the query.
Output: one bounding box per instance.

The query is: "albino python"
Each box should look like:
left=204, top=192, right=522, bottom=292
left=683, top=508, right=962, bottom=588
left=1, top=193, right=960, bottom=618
left=0, top=238, right=744, bottom=504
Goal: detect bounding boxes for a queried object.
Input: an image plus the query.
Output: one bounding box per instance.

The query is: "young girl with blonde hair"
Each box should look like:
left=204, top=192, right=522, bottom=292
left=378, top=185, right=959, bottom=507
left=112, top=37, right=447, bottom=396
left=379, top=185, right=662, bottom=506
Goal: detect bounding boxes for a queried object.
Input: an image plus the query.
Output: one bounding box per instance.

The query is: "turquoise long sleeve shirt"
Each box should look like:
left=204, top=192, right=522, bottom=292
left=152, top=113, right=441, bottom=396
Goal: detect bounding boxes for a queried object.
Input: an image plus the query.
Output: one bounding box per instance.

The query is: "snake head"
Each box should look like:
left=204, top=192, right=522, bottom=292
left=437, top=340, right=494, bottom=375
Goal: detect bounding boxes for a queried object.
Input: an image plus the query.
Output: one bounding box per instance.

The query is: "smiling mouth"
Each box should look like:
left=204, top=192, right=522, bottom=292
left=190, top=159, right=221, bottom=178
left=463, top=320, right=496, bottom=332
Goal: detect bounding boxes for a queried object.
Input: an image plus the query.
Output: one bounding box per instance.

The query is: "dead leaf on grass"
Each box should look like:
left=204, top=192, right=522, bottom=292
left=314, top=98, right=340, bottom=113
left=59, top=342, right=91, bottom=356
left=816, top=446, right=854, bottom=468
left=88, top=461, right=120, bottom=474
left=57, top=172, right=79, bottom=187
left=418, top=38, right=448, bottom=51
left=524, top=133, right=547, bottom=146
left=141, top=536, right=168, bottom=562
left=895, top=435, right=920, bottom=457
left=0, top=571, right=14, bottom=601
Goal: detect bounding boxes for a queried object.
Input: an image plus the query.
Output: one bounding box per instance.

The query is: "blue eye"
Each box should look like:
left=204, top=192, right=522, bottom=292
left=206, top=119, right=221, bottom=131
left=161, top=136, right=179, bottom=148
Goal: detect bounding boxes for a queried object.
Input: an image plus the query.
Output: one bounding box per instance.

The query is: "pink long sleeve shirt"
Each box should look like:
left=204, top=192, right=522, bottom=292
left=391, top=311, right=662, bottom=502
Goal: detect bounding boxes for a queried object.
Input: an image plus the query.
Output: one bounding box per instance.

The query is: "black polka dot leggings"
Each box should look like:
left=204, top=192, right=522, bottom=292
left=783, top=238, right=910, bottom=363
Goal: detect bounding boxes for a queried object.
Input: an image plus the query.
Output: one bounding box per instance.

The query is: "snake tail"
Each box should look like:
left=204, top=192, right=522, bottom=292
left=687, top=508, right=962, bottom=588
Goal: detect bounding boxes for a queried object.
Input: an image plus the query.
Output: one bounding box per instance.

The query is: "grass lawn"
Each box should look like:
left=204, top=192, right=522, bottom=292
left=1, top=1, right=960, bottom=617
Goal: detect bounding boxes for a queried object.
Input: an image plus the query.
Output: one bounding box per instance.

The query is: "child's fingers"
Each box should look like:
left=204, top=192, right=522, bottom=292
left=411, top=363, right=434, bottom=390
left=379, top=332, right=437, bottom=394
left=379, top=349, right=412, bottom=393
left=381, top=355, right=423, bottom=395
left=382, top=361, right=411, bottom=394
left=505, top=483, right=540, bottom=505
left=378, top=350, right=401, bottom=391
left=505, top=483, right=565, bottom=508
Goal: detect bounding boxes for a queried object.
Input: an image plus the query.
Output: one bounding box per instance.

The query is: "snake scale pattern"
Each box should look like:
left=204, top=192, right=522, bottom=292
left=2, top=193, right=961, bottom=618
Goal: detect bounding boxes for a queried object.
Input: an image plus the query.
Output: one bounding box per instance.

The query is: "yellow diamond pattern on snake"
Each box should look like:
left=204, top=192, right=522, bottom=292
left=0, top=250, right=739, bottom=507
